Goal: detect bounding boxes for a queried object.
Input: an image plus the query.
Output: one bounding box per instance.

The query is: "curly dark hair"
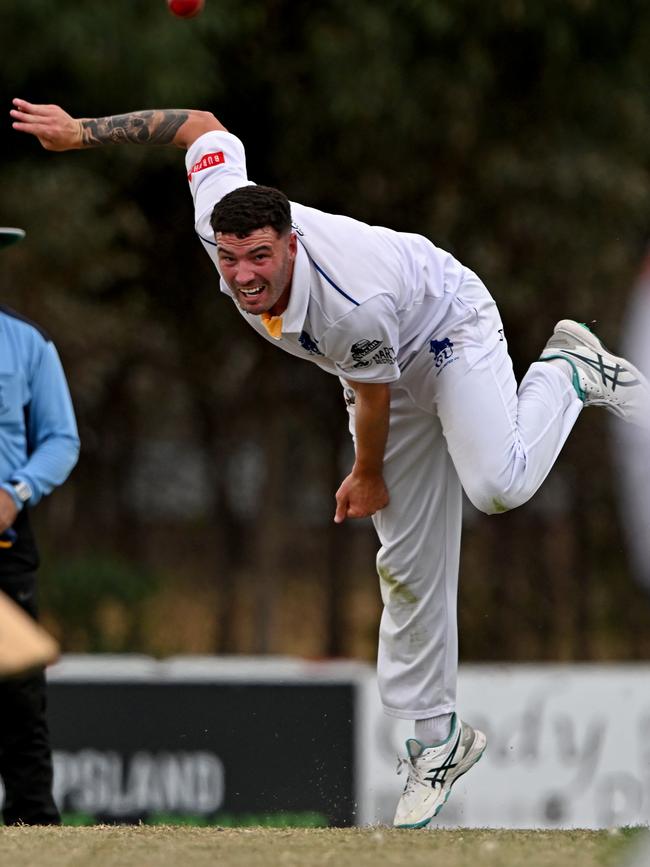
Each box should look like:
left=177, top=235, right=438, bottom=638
left=210, top=185, right=292, bottom=238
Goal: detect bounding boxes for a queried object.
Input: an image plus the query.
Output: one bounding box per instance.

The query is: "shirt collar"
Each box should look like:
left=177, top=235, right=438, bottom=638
left=275, top=240, right=311, bottom=335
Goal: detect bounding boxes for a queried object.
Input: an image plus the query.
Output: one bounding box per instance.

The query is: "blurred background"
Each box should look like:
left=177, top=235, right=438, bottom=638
left=1, top=0, right=649, bottom=664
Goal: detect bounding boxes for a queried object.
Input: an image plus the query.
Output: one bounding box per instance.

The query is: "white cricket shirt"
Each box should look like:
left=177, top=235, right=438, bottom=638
left=186, top=131, right=467, bottom=384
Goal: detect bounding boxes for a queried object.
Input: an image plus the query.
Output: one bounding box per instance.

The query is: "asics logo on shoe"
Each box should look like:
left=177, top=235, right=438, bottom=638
left=562, top=350, right=640, bottom=391
left=423, top=731, right=461, bottom=788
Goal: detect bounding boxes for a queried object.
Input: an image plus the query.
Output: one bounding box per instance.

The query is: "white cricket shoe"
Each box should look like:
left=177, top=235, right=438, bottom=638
left=540, top=319, right=650, bottom=428
left=393, top=714, right=486, bottom=829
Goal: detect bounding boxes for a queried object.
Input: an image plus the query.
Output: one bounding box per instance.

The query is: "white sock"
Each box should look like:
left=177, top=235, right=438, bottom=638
left=414, top=712, right=453, bottom=746
left=544, top=357, right=575, bottom=380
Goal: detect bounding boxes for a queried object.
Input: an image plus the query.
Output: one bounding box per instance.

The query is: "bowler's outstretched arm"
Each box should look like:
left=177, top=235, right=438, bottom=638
left=11, top=99, right=224, bottom=151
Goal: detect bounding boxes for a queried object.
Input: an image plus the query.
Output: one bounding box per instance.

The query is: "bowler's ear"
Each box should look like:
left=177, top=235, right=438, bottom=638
left=288, top=231, right=298, bottom=259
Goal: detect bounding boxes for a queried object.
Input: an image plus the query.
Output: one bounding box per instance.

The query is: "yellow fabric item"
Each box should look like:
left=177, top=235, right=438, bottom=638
left=261, top=312, right=283, bottom=339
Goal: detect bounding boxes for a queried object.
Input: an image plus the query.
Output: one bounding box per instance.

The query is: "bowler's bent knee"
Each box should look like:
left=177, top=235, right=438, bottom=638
left=463, top=479, right=535, bottom=516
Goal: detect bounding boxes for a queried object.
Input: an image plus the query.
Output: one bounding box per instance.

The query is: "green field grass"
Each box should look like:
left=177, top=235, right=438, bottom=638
left=0, top=826, right=645, bottom=867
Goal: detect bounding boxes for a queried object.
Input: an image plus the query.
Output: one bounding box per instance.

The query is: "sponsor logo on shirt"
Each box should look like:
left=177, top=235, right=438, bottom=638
left=351, top=341, right=396, bottom=368
left=372, top=346, right=396, bottom=365
left=351, top=339, right=382, bottom=362
left=343, top=387, right=356, bottom=407
left=298, top=330, right=323, bottom=356
left=187, top=151, right=226, bottom=182
left=429, top=337, right=457, bottom=375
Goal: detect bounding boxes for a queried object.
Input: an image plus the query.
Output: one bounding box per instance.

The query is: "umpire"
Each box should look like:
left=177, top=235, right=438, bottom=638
left=0, top=227, right=79, bottom=825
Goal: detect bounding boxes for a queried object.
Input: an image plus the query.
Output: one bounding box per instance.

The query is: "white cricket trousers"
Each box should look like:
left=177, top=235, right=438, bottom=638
left=346, top=272, right=583, bottom=720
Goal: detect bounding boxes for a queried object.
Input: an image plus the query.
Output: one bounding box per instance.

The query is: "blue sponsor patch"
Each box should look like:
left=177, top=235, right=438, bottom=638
left=299, top=330, right=323, bottom=356
left=429, top=337, right=456, bottom=374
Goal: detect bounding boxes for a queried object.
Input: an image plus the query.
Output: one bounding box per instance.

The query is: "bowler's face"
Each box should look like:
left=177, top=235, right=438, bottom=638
left=216, top=227, right=296, bottom=316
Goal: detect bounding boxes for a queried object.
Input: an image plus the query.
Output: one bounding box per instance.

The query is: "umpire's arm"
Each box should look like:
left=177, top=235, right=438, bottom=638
left=2, top=340, right=80, bottom=512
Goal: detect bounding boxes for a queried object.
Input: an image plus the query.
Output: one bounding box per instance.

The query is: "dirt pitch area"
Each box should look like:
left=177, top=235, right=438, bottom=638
left=0, top=826, right=644, bottom=867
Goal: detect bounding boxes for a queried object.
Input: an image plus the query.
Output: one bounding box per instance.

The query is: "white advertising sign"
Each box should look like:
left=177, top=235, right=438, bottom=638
left=360, top=664, right=650, bottom=828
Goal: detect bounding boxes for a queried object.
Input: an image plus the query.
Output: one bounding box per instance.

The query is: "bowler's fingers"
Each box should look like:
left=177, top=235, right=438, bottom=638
left=11, top=99, right=81, bottom=150
left=11, top=103, right=54, bottom=138
left=334, top=498, right=373, bottom=523
left=11, top=98, right=54, bottom=117
left=11, top=120, right=63, bottom=150
left=11, top=118, right=50, bottom=136
left=334, top=496, right=348, bottom=524
left=10, top=100, right=55, bottom=131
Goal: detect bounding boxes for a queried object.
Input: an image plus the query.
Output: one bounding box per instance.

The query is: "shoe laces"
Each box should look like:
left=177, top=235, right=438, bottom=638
left=397, top=755, right=431, bottom=795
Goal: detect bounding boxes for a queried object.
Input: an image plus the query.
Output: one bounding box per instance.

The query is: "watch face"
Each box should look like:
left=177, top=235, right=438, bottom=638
left=12, top=481, right=32, bottom=503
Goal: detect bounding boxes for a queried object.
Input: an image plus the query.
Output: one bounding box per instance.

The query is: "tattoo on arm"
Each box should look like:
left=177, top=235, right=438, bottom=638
left=80, top=110, right=190, bottom=147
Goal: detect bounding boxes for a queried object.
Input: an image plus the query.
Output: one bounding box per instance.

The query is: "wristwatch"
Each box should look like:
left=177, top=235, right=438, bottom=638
left=9, top=479, right=33, bottom=505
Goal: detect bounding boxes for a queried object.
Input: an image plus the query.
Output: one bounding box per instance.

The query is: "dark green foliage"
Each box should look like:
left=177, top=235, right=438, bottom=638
left=39, top=555, right=160, bottom=652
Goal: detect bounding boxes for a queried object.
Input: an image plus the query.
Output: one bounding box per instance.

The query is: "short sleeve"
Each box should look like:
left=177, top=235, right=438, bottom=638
left=185, top=131, right=254, bottom=243
left=321, top=294, right=401, bottom=383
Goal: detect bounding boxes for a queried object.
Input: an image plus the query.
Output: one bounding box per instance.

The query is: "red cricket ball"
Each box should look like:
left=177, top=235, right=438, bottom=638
left=167, top=0, right=204, bottom=18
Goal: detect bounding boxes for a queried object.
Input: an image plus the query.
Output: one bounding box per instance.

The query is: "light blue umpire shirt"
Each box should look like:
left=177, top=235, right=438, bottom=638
left=0, top=306, right=79, bottom=511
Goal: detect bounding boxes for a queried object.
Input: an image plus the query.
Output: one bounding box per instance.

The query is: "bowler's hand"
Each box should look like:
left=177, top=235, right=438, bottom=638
left=334, top=470, right=389, bottom=524
left=11, top=99, right=82, bottom=151
left=0, top=490, right=19, bottom=534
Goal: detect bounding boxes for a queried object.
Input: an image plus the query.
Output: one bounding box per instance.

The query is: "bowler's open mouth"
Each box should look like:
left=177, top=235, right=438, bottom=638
left=238, top=285, right=265, bottom=297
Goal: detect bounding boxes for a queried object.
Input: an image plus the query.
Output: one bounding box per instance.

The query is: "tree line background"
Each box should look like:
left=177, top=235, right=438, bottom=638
left=1, top=0, right=649, bottom=661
